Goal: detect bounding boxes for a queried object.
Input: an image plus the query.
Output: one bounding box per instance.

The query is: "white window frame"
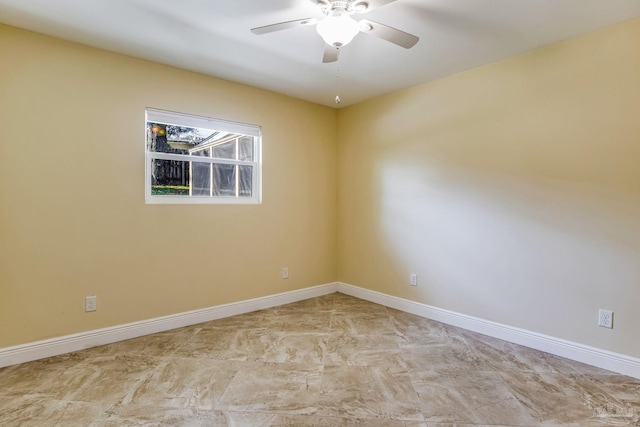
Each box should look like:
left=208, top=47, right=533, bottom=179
left=145, top=108, right=262, bottom=205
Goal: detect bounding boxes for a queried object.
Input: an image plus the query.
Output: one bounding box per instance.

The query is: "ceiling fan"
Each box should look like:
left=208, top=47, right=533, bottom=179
left=250, top=0, right=419, bottom=63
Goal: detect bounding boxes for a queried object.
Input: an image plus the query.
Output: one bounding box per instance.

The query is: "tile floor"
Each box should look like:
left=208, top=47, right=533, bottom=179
left=1, top=293, right=639, bottom=426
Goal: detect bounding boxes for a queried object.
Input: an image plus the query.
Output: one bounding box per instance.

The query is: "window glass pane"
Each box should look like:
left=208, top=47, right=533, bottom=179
left=239, top=165, right=253, bottom=198
left=191, top=162, right=211, bottom=196
left=147, top=123, right=214, bottom=154
left=213, top=164, right=236, bottom=196
left=190, top=148, right=210, bottom=157
left=212, top=140, right=236, bottom=160
left=239, top=136, right=254, bottom=161
left=151, top=159, right=190, bottom=196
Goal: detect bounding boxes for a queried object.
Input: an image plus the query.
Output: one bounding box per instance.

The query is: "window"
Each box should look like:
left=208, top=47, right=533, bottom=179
left=145, top=108, right=261, bottom=204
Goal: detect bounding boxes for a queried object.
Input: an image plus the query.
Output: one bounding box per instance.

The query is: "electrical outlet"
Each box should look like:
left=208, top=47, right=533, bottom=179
left=410, top=273, right=417, bottom=286
left=282, top=267, right=289, bottom=279
left=85, top=295, right=97, bottom=312
left=598, top=309, right=613, bottom=329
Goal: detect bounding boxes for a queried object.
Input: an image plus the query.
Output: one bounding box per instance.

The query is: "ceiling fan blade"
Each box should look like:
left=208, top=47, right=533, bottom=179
left=353, top=0, right=397, bottom=13
left=358, top=19, right=419, bottom=48
left=322, top=45, right=339, bottom=63
left=251, top=18, right=317, bottom=35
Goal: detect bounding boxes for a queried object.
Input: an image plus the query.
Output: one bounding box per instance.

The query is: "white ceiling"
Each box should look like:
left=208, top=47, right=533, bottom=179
left=2, top=0, right=640, bottom=108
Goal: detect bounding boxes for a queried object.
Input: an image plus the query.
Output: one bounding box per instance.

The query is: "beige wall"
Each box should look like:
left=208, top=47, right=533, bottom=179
left=2, top=17, right=640, bottom=360
left=337, top=17, right=640, bottom=358
left=0, top=25, right=337, bottom=348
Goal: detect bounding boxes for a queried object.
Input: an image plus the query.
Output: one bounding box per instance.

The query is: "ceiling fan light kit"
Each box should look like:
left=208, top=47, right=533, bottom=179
left=316, top=10, right=360, bottom=47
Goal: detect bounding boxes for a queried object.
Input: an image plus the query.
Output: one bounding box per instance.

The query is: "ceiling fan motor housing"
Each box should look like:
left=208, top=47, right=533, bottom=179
left=314, top=0, right=369, bottom=15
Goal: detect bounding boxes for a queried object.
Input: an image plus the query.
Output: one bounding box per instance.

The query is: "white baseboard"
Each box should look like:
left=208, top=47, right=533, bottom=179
left=3, top=281, right=639, bottom=379
left=0, top=282, right=339, bottom=369
left=337, top=282, right=640, bottom=379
